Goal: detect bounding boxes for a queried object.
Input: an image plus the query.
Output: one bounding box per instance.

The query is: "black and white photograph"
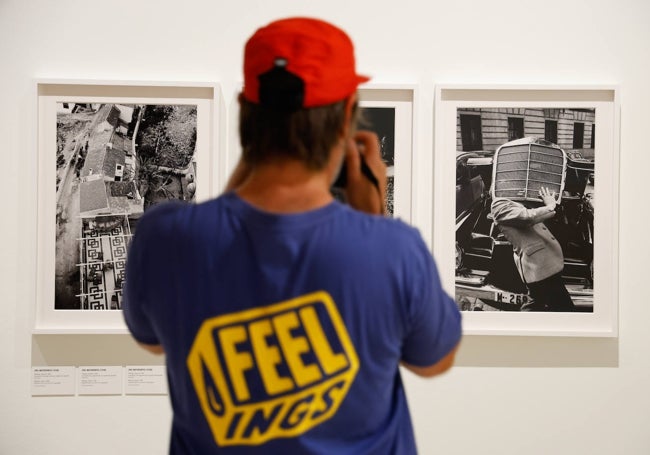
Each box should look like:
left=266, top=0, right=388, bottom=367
left=453, top=107, right=595, bottom=313
left=35, top=81, right=216, bottom=331
left=356, top=87, right=415, bottom=222
left=54, top=102, right=198, bottom=311
left=362, top=107, right=395, bottom=216
left=434, top=86, right=618, bottom=336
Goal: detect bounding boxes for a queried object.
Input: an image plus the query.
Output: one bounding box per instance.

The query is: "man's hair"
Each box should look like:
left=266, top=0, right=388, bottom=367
left=239, top=98, right=358, bottom=170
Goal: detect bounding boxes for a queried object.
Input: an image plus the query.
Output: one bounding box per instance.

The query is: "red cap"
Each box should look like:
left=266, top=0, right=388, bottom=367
left=243, top=17, right=370, bottom=109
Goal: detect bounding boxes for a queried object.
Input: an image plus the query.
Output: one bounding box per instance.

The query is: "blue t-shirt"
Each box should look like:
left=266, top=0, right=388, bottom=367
left=123, top=193, right=461, bottom=454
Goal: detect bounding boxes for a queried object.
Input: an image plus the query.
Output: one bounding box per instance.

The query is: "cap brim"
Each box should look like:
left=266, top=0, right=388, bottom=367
left=356, top=74, right=371, bottom=85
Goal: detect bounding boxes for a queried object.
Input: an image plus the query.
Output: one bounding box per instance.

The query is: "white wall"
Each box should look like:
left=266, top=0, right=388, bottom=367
left=2, top=0, right=649, bottom=453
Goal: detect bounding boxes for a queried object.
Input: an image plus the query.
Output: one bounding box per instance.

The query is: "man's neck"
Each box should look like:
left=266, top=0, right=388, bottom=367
left=235, top=159, right=336, bottom=214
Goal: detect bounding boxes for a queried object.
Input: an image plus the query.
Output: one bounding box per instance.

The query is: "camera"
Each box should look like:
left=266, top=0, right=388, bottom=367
left=331, top=152, right=379, bottom=190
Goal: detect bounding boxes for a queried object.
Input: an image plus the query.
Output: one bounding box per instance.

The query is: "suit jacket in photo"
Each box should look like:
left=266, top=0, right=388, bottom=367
left=490, top=198, right=564, bottom=284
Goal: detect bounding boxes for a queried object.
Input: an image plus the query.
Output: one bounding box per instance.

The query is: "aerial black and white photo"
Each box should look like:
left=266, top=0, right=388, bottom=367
left=54, top=102, right=198, bottom=310
left=453, top=107, right=595, bottom=312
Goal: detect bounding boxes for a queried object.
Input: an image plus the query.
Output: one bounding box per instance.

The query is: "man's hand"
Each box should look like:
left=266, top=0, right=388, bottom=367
left=344, top=131, right=387, bottom=215
left=137, top=342, right=164, bottom=355
left=539, top=186, right=557, bottom=210
left=401, top=343, right=459, bottom=378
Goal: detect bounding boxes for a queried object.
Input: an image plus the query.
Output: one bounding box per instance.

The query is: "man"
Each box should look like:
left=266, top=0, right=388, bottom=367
left=124, top=17, right=461, bottom=454
left=491, top=187, right=576, bottom=312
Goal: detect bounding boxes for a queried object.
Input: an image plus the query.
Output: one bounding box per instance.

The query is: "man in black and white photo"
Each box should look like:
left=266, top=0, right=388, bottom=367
left=491, top=187, right=576, bottom=312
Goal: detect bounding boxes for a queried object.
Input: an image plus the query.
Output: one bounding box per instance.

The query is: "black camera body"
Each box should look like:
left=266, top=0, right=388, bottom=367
left=331, top=152, right=379, bottom=190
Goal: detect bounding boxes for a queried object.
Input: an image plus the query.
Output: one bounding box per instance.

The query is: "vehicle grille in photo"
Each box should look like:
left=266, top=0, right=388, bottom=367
left=493, top=140, right=566, bottom=202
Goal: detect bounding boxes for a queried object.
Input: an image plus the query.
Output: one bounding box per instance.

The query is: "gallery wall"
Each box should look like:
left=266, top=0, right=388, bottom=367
left=2, top=0, right=649, bottom=453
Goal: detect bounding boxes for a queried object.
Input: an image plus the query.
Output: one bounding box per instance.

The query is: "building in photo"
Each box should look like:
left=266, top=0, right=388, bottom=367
left=457, top=108, right=596, bottom=159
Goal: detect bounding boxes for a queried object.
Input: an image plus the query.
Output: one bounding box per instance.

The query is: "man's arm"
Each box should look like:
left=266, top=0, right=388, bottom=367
left=402, top=342, right=460, bottom=378
left=491, top=187, right=558, bottom=227
left=400, top=231, right=462, bottom=378
left=123, top=203, right=180, bottom=356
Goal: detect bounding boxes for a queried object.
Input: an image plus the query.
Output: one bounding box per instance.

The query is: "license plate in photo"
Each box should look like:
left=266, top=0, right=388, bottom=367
left=494, top=291, right=530, bottom=306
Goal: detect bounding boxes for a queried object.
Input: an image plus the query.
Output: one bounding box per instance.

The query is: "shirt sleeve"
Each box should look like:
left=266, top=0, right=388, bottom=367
left=401, top=232, right=462, bottom=367
left=491, top=199, right=555, bottom=228
left=122, top=202, right=183, bottom=345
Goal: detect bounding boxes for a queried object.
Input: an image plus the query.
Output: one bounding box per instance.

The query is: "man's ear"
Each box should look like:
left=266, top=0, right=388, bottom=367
left=341, top=94, right=358, bottom=138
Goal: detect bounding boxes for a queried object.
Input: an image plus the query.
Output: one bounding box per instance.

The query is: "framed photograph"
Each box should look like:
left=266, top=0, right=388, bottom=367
left=357, top=85, right=415, bottom=221
left=434, top=85, right=619, bottom=336
left=35, top=80, right=220, bottom=333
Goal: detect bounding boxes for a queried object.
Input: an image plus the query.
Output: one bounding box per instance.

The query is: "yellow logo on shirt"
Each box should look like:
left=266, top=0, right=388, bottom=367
left=186, top=291, right=359, bottom=447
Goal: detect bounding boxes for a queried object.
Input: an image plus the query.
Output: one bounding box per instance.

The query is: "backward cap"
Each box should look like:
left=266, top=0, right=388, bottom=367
left=243, top=17, right=369, bottom=109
